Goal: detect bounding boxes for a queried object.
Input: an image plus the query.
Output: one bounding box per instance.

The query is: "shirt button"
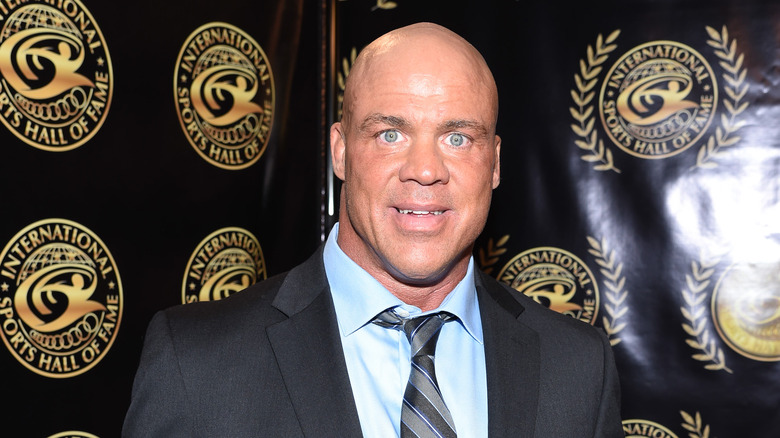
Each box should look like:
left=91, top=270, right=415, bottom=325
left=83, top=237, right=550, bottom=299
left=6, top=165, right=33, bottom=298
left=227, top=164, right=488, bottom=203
left=395, top=308, right=410, bottom=318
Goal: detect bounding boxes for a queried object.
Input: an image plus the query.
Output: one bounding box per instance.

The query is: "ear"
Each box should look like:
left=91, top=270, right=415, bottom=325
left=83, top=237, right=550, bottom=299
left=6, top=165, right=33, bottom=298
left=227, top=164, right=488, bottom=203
left=330, top=122, right=346, bottom=181
left=492, top=135, right=501, bottom=189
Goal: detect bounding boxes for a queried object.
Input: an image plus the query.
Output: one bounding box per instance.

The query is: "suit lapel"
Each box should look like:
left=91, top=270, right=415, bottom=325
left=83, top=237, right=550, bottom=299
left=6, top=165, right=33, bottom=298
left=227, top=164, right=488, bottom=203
left=477, top=271, right=540, bottom=437
left=263, top=250, right=542, bottom=437
left=266, top=249, right=363, bottom=437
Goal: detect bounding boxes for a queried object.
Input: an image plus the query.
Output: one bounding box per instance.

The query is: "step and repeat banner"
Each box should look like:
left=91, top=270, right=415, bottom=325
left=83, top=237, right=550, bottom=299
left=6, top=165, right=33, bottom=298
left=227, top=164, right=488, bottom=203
left=0, top=0, right=323, bottom=436
left=334, top=0, right=780, bottom=438
left=330, top=0, right=779, bottom=437
left=1, top=0, right=779, bottom=436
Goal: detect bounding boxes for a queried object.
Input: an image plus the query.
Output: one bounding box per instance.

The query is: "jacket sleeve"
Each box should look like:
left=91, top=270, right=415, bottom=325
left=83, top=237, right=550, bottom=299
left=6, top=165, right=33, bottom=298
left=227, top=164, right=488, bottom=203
left=122, top=311, right=193, bottom=438
left=592, top=329, right=624, bottom=438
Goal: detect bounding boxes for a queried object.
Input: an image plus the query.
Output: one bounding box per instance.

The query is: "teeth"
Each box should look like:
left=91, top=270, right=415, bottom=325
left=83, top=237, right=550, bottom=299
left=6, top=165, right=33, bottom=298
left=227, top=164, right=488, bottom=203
left=397, top=209, right=443, bottom=215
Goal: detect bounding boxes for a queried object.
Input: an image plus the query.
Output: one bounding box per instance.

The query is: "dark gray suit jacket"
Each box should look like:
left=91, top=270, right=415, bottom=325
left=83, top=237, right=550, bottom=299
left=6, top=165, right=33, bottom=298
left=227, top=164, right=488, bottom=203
left=123, top=248, right=623, bottom=437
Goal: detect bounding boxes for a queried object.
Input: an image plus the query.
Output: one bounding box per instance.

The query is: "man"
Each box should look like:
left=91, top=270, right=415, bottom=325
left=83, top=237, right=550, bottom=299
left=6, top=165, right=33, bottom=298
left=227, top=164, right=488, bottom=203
left=123, top=22, right=622, bottom=437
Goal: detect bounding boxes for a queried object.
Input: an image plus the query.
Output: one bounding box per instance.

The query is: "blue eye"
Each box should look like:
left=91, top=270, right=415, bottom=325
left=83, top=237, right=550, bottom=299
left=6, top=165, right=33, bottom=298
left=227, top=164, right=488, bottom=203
left=381, top=130, right=400, bottom=143
left=447, top=133, right=466, bottom=146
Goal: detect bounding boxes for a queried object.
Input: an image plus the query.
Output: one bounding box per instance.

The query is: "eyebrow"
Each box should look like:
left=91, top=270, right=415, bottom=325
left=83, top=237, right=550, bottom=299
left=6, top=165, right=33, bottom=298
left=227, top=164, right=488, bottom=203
left=358, top=113, right=490, bottom=137
left=440, top=119, right=490, bottom=138
left=358, top=113, right=410, bottom=132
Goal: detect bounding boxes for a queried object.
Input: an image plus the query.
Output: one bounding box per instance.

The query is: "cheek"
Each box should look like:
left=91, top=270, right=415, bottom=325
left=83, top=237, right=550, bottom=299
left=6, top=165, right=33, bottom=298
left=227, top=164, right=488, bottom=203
left=344, top=166, right=388, bottom=218
left=459, top=160, right=496, bottom=193
left=347, top=153, right=397, bottom=190
left=455, top=165, right=496, bottom=219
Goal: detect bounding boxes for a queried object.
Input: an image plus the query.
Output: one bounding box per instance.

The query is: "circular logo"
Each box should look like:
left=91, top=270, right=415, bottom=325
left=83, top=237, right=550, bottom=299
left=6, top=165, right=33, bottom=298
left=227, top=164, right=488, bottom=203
left=0, top=219, right=122, bottom=378
left=497, top=247, right=599, bottom=324
left=174, top=22, right=275, bottom=170
left=48, top=432, right=99, bottom=438
left=712, top=262, right=780, bottom=361
left=0, top=1, right=113, bottom=151
left=599, top=41, right=716, bottom=159
left=623, top=419, right=678, bottom=438
left=182, top=227, right=266, bottom=303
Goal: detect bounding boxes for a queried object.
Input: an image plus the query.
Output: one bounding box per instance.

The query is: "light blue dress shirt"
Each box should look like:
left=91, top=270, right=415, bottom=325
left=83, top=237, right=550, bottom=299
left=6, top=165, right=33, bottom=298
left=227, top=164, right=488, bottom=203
left=323, top=224, right=488, bottom=438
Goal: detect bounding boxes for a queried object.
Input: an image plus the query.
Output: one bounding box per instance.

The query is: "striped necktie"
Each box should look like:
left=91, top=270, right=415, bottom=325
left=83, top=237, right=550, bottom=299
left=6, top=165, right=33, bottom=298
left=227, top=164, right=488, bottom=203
left=374, top=309, right=458, bottom=438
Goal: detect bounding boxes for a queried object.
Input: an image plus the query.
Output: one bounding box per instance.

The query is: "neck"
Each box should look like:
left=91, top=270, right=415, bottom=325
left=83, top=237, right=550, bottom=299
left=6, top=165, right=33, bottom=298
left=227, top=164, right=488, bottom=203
left=334, top=213, right=472, bottom=312
left=372, top=260, right=470, bottom=311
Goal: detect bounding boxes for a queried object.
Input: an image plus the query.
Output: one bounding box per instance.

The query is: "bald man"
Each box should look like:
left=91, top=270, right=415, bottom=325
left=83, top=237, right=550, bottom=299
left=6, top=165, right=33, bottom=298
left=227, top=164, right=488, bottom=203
left=123, top=23, right=622, bottom=437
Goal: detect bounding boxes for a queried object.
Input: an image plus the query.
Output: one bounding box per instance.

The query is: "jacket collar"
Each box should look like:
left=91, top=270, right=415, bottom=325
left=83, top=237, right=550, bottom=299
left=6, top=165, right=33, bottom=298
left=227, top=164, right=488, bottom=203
left=477, top=269, right=541, bottom=437
left=267, top=247, right=364, bottom=437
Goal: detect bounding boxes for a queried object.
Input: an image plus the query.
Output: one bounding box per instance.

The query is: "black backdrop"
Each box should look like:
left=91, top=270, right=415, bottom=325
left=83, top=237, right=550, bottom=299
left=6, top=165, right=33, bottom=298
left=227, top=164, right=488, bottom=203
left=1, top=0, right=779, bottom=436
left=0, top=0, right=322, bottom=436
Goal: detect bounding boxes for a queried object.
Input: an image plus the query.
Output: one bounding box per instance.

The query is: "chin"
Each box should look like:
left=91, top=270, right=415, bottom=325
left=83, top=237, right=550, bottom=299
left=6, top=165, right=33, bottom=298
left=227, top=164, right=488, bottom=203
left=388, top=261, right=451, bottom=285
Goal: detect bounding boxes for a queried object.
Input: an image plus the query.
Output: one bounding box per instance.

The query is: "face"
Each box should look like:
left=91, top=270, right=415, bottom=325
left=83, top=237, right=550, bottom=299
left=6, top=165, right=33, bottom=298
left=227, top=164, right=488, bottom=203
left=331, top=30, right=501, bottom=290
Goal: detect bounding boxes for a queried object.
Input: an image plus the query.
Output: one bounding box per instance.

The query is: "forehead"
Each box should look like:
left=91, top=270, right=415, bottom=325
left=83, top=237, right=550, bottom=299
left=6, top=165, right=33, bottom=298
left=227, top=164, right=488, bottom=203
left=346, top=34, right=497, bottom=127
left=349, top=71, right=495, bottom=131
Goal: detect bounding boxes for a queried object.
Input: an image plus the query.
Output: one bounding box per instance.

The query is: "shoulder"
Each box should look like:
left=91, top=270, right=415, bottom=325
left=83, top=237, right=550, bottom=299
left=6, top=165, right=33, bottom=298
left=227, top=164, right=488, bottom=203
left=154, top=247, right=328, bottom=343
left=478, top=270, right=608, bottom=349
left=155, top=271, right=290, bottom=342
left=171, top=271, right=287, bottom=316
left=478, top=271, right=622, bottom=436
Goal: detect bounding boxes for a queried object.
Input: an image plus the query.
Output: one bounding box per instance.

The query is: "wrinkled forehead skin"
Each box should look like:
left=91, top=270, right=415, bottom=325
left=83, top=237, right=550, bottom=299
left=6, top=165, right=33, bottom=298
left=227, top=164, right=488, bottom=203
left=341, top=22, right=499, bottom=132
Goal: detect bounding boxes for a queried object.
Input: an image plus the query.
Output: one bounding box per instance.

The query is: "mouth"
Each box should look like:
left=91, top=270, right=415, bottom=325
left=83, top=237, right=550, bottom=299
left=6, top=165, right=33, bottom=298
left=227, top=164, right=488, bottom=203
left=395, top=208, right=445, bottom=216
left=391, top=204, right=450, bottom=234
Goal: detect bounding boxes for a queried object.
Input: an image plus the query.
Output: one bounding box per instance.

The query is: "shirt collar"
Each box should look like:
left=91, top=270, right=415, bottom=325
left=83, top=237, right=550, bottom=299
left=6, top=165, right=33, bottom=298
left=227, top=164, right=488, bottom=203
left=323, top=223, right=483, bottom=344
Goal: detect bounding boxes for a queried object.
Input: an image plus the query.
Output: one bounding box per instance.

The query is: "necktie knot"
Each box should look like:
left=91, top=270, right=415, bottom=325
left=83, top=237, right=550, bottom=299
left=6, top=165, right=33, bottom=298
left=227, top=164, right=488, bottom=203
left=372, top=310, right=454, bottom=355
left=403, top=313, right=451, bottom=358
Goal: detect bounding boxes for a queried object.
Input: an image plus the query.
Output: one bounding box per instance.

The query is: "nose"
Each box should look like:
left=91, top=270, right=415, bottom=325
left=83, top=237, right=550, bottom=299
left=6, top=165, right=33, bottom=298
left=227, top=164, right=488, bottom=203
left=398, top=139, right=450, bottom=185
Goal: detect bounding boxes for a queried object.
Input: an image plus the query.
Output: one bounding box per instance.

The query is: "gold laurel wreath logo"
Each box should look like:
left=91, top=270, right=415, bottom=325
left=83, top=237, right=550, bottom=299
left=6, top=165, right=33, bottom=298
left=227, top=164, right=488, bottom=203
left=570, top=30, right=622, bottom=173
left=337, top=47, right=357, bottom=121
left=681, top=250, right=732, bottom=373
left=696, top=26, right=748, bottom=169
left=47, top=432, right=100, bottom=438
left=587, top=236, right=628, bottom=346
left=680, top=410, right=712, bottom=438
left=371, top=0, right=398, bottom=10
left=481, top=235, right=624, bottom=342
left=478, top=234, right=509, bottom=275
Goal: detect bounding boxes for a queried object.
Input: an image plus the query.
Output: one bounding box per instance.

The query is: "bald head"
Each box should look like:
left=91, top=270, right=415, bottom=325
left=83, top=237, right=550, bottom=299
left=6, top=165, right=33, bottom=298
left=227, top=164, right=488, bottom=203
left=329, top=22, right=502, bottom=307
left=342, top=23, right=498, bottom=130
